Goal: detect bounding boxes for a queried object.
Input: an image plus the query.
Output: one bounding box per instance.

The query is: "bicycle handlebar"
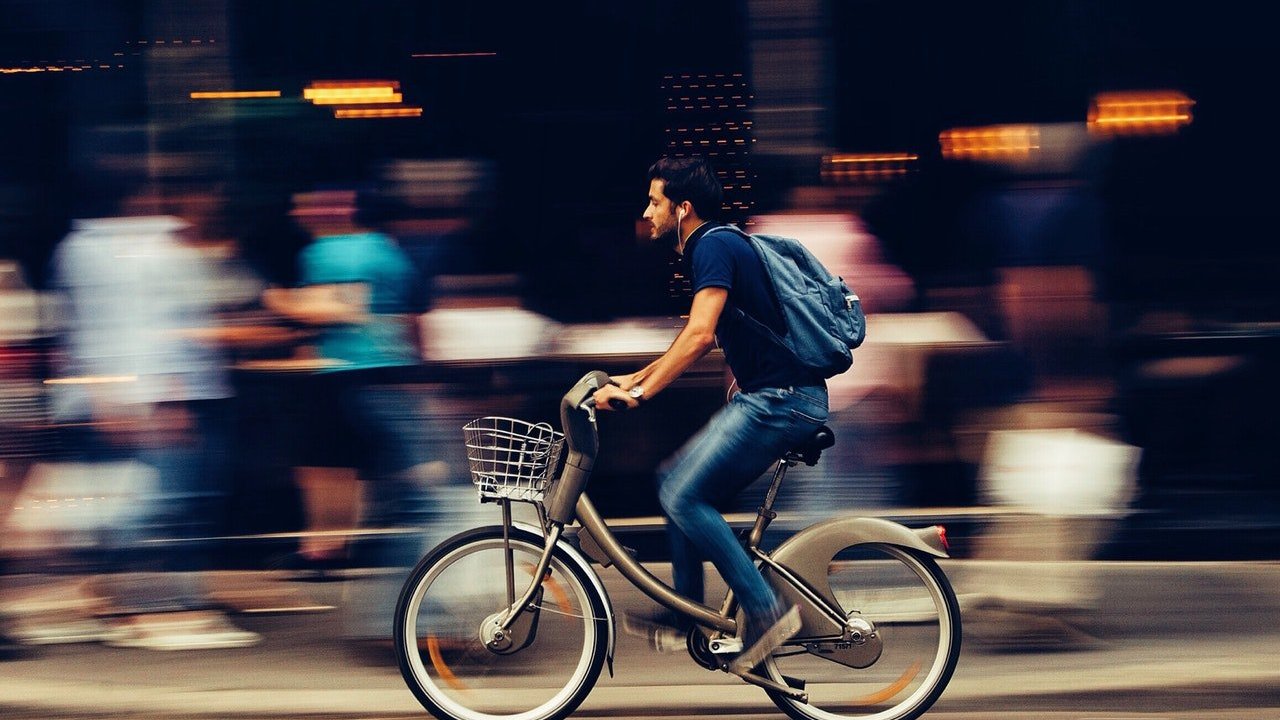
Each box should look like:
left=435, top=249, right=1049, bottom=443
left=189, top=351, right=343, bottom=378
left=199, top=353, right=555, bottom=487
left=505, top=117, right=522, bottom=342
left=546, top=370, right=615, bottom=523
left=578, top=396, right=629, bottom=412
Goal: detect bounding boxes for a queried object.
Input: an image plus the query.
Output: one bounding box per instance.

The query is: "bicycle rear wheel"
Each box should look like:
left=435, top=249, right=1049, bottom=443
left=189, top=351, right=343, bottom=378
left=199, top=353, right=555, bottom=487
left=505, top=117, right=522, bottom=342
left=764, top=544, right=960, bottom=720
left=395, top=526, right=609, bottom=720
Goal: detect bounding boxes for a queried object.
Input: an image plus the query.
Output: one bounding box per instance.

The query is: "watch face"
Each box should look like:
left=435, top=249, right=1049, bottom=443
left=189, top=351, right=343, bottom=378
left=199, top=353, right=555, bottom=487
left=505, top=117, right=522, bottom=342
left=628, top=387, right=644, bottom=399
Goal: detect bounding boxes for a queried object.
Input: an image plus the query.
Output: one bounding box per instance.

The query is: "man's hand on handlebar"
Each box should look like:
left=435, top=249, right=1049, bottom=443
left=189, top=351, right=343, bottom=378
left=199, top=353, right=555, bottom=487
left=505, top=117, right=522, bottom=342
left=592, top=383, right=638, bottom=412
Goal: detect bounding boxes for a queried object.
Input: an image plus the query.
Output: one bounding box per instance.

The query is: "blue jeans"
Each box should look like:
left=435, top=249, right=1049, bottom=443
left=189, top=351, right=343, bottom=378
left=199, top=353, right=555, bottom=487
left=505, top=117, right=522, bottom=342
left=62, top=400, right=231, bottom=613
left=658, top=384, right=829, bottom=625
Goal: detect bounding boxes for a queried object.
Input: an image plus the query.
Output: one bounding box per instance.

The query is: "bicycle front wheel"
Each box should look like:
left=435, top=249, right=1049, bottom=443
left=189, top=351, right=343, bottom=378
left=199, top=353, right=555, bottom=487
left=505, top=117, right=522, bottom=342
left=764, top=544, right=961, bottom=720
left=395, top=526, right=609, bottom=720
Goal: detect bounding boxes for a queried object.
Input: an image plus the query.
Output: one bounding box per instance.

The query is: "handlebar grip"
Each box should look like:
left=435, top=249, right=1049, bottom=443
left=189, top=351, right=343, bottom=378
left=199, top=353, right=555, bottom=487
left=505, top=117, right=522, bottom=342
left=577, top=381, right=628, bottom=412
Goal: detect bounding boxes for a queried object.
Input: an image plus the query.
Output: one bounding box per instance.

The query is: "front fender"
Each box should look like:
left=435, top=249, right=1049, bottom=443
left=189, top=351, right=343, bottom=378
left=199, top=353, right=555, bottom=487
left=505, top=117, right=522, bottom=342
left=513, top=521, right=617, bottom=675
left=764, top=517, right=949, bottom=638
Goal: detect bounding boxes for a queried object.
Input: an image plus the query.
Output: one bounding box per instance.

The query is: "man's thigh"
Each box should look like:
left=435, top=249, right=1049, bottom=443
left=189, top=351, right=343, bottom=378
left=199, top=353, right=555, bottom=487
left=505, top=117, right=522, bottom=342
left=660, top=393, right=794, bottom=504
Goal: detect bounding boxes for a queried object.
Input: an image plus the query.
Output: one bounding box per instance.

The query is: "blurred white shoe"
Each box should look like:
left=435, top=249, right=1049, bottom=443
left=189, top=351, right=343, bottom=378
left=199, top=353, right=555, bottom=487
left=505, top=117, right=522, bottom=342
left=104, top=610, right=261, bottom=650
left=731, top=605, right=801, bottom=673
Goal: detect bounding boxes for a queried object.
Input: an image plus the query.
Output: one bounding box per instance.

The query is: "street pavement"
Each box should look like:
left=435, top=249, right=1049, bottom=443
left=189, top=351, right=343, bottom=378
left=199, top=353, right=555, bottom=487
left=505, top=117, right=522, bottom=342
left=1, top=560, right=1278, bottom=718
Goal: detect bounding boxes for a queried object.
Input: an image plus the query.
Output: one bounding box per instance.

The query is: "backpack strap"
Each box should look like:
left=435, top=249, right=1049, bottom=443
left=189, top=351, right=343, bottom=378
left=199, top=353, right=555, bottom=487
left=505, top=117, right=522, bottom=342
left=699, top=225, right=794, bottom=353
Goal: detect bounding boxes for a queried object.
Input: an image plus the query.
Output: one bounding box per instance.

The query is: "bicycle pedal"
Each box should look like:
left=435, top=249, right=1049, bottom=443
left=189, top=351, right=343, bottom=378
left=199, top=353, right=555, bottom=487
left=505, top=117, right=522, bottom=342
left=708, top=637, right=743, bottom=655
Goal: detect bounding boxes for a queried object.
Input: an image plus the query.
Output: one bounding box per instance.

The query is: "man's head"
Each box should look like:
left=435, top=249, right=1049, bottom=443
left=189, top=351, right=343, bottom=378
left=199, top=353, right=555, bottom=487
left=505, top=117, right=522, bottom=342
left=643, top=156, right=722, bottom=246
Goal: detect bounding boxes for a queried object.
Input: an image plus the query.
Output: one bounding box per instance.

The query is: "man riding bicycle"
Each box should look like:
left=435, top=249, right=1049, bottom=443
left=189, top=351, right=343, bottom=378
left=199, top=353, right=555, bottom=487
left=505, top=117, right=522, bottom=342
left=593, top=156, right=830, bottom=670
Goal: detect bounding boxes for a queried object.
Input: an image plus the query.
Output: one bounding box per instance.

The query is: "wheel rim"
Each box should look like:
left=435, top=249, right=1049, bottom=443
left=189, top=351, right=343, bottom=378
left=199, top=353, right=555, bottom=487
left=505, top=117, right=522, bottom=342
left=765, top=545, right=957, bottom=720
left=401, top=537, right=600, bottom=720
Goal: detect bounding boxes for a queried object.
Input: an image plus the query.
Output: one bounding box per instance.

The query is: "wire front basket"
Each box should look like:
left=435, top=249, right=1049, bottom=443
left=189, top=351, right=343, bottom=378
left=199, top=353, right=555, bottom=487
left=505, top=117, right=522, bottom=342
left=463, top=416, right=565, bottom=502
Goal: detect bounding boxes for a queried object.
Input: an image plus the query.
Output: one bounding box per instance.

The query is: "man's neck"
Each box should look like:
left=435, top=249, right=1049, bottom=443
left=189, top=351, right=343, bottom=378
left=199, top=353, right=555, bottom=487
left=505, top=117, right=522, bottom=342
left=677, top=218, right=709, bottom=255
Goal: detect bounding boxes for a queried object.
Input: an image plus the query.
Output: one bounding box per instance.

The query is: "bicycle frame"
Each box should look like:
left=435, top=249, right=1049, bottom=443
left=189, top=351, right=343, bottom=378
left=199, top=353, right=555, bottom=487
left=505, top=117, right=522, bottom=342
left=494, top=371, right=852, bottom=641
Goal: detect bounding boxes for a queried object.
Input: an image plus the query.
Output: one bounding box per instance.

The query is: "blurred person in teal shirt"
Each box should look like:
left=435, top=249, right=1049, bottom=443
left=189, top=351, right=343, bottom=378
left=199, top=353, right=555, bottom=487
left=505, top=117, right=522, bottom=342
left=265, top=189, right=434, bottom=655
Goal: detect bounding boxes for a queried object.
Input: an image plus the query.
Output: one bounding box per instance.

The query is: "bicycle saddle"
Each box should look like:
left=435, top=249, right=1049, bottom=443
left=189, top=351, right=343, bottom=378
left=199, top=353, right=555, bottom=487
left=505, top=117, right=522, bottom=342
left=785, top=425, right=835, bottom=466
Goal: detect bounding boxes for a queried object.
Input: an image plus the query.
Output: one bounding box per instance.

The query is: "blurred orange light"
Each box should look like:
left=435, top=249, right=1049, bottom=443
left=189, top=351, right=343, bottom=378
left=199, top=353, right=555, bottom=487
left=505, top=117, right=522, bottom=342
left=190, top=90, right=281, bottom=100
left=940, top=125, right=1041, bottom=161
left=411, top=52, right=497, bottom=58
left=828, top=153, right=918, bottom=164
left=334, top=106, right=423, bottom=119
left=1089, top=90, right=1194, bottom=135
left=822, top=153, right=918, bottom=183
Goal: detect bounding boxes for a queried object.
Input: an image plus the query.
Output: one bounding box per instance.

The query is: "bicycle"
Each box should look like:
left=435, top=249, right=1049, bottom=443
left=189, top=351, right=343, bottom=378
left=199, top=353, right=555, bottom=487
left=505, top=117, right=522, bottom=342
left=395, top=371, right=961, bottom=720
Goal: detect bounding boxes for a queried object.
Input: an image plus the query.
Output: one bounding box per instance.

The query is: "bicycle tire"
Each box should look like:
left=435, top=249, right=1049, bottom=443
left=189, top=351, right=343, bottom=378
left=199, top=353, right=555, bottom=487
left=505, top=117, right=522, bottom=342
left=395, top=526, right=610, bottom=720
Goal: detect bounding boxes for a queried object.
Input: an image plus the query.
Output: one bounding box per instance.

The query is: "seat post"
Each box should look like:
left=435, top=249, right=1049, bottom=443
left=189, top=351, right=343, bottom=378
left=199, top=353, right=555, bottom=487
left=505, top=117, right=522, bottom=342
left=745, top=458, right=791, bottom=550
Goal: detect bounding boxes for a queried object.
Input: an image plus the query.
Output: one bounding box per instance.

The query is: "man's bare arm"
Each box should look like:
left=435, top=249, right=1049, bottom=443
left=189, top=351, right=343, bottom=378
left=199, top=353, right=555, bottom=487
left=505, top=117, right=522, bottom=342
left=596, top=287, right=727, bottom=409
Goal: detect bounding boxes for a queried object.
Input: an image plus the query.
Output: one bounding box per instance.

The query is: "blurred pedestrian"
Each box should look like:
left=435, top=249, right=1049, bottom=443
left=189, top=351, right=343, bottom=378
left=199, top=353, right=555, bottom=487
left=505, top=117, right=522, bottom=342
left=264, top=188, right=434, bottom=656
left=48, top=185, right=260, bottom=650
left=0, top=257, right=49, bottom=658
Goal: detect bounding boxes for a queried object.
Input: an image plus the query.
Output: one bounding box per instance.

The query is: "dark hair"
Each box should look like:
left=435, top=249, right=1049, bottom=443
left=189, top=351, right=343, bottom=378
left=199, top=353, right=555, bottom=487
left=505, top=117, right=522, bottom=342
left=647, top=156, right=722, bottom=220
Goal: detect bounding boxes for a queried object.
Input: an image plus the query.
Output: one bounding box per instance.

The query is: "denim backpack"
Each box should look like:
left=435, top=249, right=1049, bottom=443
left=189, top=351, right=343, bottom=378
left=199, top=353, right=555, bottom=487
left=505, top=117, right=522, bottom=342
left=714, top=226, right=866, bottom=378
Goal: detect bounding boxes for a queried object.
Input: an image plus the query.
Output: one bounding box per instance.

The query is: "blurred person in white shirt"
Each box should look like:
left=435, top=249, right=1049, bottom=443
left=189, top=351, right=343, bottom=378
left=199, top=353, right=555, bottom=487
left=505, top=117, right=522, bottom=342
left=49, top=182, right=259, bottom=650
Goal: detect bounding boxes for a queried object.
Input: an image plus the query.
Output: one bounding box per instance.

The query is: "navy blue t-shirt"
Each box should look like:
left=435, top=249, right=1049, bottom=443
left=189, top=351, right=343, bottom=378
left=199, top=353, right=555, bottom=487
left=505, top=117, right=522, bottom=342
left=685, top=224, right=820, bottom=392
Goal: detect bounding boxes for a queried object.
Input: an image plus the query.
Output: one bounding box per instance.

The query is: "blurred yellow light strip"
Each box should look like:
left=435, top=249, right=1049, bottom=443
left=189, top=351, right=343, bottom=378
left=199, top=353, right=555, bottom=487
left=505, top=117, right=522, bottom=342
left=939, top=124, right=1040, bottom=160
left=305, top=88, right=401, bottom=103
left=303, top=80, right=402, bottom=105
left=190, top=90, right=281, bottom=99
left=312, top=92, right=403, bottom=105
left=334, top=106, right=423, bottom=119
left=44, top=375, right=138, bottom=385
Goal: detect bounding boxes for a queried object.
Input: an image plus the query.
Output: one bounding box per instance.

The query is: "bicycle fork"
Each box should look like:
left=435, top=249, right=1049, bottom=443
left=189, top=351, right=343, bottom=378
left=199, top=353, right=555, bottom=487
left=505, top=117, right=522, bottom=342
left=480, top=501, right=563, bottom=654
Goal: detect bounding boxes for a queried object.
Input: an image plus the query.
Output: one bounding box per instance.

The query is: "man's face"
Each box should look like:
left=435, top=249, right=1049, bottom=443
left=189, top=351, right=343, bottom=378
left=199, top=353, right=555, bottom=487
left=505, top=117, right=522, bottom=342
left=642, top=179, right=679, bottom=243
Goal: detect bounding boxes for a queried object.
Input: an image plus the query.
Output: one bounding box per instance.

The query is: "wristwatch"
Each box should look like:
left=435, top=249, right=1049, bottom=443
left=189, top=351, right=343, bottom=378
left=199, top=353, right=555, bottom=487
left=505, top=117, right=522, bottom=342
left=628, top=386, right=646, bottom=403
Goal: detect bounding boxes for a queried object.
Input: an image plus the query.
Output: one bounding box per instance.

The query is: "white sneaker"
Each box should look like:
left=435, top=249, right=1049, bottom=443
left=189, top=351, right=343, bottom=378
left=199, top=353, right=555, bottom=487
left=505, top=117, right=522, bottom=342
left=105, top=611, right=262, bottom=651
left=731, top=605, right=801, bottom=673
left=621, top=612, right=686, bottom=654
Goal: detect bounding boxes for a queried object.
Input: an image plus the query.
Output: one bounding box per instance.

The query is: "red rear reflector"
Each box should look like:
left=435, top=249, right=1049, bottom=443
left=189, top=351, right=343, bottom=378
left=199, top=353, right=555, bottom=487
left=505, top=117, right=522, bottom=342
left=934, top=525, right=949, bottom=550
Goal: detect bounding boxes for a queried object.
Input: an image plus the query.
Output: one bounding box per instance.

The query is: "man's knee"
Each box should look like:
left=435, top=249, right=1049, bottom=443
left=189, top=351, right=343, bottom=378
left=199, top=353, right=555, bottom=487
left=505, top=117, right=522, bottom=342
left=658, top=471, right=696, bottom=519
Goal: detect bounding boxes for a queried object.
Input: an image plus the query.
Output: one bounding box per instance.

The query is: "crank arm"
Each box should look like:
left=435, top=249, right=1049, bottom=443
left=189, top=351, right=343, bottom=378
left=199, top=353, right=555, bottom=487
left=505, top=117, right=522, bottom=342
left=726, top=665, right=809, bottom=703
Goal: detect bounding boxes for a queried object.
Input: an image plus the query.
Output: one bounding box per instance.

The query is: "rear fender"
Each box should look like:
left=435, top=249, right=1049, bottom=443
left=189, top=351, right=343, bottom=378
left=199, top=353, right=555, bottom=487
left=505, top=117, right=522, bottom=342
left=764, top=517, right=949, bottom=638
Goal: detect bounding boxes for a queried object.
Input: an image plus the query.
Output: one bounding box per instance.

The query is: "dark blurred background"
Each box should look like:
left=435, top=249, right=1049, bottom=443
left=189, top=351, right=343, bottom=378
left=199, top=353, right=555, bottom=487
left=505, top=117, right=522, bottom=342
left=1, top=0, right=1277, bottom=566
